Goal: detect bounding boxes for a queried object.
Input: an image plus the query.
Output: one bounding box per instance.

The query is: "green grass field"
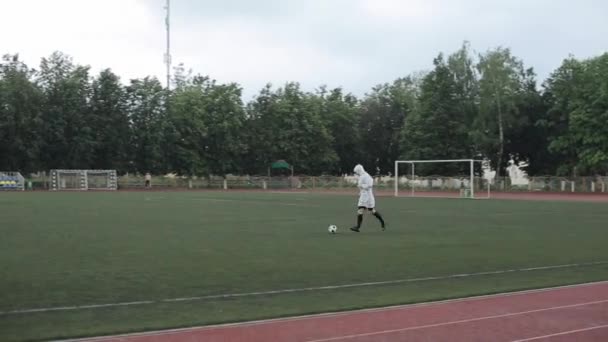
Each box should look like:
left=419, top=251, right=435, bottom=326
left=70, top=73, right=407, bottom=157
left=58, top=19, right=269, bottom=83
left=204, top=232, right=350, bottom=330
left=1, top=191, right=608, bottom=341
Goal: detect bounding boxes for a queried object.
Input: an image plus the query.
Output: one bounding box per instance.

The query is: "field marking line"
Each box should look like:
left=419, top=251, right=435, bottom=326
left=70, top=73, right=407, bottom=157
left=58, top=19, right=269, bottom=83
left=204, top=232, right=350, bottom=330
left=189, top=197, right=319, bottom=207
left=268, top=191, right=310, bottom=194
left=304, top=299, right=608, bottom=342
left=3, top=261, right=608, bottom=317
left=55, top=280, right=608, bottom=342
left=511, top=324, right=608, bottom=341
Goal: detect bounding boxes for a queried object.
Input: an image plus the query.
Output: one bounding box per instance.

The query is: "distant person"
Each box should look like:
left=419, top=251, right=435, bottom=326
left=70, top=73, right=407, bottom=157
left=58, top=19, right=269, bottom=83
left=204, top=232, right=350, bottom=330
left=145, top=173, right=151, bottom=188
left=350, top=164, right=386, bottom=232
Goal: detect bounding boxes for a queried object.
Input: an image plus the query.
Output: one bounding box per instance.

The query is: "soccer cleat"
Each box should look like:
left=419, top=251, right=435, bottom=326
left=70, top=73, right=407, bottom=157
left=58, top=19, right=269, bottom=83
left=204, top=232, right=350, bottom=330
left=350, top=227, right=360, bottom=232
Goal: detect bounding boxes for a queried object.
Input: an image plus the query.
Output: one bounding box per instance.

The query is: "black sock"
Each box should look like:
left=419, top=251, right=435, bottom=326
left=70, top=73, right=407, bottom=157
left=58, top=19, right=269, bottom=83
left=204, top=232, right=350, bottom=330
left=357, top=214, right=363, bottom=228
left=374, top=212, right=385, bottom=227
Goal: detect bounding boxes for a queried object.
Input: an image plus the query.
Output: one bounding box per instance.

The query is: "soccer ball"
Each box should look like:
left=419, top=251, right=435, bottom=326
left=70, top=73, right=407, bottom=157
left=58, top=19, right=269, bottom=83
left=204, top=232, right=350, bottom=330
left=328, top=225, right=338, bottom=234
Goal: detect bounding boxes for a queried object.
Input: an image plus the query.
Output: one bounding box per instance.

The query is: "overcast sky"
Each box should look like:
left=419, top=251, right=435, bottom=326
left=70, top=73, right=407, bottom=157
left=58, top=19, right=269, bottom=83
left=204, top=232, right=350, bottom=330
left=1, top=0, right=607, bottom=100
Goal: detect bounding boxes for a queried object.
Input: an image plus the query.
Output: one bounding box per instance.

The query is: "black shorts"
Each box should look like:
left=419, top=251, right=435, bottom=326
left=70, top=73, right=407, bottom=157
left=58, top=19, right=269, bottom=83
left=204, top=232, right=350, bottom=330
left=358, top=206, right=374, bottom=211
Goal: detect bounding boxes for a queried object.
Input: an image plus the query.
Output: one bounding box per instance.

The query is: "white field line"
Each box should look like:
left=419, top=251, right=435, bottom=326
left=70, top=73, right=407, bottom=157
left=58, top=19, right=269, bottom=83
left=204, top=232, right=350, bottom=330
left=305, top=299, right=608, bottom=342
left=511, top=324, right=608, bottom=341
left=189, top=198, right=319, bottom=207
left=2, top=260, right=607, bottom=316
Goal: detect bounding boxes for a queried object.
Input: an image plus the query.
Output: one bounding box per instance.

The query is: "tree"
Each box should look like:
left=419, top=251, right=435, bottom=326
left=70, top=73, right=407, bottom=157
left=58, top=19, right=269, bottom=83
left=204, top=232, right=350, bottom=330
left=127, top=77, right=168, bottom=174
left=476, top=47, right=529, bottom=175
left=89, top=69, right=130, bottom=172
left=201, top=81, right=247, bottom=176
left=568, top=53, right=608, bottom=174
left=448, top=42, right=479, bottom=126
left=542, top=57, right=584, bottom=175
left=400, top=54, right=471, bottom=175
left=38, top=52, right=94, bottom=169
left=317, top=87, right=361, bottom=174
left=506, top=68, right=551, bottom=176
left=359, top=77, right=414, bottom=175
left=3, top=46, right=607, bottom=178
left=0, top=54, right=43, bottom=173
left=165, top=76, right=209, bottom=176
left=167, top=74, right=246, bottom=176
left=543, top=54, right=608, bottom=175
left=243, top=85, right=274, bottom=174
left=246, top=83, right=336, bottom=175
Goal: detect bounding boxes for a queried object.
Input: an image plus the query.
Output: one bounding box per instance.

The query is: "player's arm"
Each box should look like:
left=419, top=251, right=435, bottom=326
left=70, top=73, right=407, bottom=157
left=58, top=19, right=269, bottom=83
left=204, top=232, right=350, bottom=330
left=358, top=176, right=372, bottom=190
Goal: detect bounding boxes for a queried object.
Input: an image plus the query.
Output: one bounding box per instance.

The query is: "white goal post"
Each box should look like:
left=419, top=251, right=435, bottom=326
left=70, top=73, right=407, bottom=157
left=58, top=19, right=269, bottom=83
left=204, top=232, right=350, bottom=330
left=394, top=159, right=491, bottom=199
left=50, top=169, right=118, bottom=191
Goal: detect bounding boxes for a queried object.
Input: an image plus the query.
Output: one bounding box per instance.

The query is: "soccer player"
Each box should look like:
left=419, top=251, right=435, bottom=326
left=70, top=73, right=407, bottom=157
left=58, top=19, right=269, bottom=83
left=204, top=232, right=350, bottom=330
left=350, top=164, right=386, bottom=232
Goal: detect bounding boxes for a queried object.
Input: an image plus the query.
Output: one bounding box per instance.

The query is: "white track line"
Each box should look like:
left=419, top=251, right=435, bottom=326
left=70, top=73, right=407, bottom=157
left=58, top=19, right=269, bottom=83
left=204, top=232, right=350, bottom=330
left=3, top=260, right=608, bottom=316
left=57, top=280, right=608, bottom=342
left=512, top=324, right=608, bottom=341
left=305, top=299, right=608, bottom=342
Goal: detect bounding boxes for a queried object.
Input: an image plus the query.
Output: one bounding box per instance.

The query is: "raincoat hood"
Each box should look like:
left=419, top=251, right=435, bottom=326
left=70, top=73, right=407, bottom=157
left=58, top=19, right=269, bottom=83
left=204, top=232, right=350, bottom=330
left=354, top=164, right=365, bottom=176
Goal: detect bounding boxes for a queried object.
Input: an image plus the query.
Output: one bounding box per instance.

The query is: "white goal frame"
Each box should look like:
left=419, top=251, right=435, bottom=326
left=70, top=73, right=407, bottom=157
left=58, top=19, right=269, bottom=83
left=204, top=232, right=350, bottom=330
left=394, top=159, right=490, bottom=199
left=50, top=169, right=118, bottom=191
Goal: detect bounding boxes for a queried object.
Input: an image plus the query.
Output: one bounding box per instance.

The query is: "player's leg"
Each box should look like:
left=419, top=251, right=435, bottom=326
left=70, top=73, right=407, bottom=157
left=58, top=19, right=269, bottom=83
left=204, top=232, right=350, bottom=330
left=350, top=207, right=366, bottom=232
left=367, top=193, right=385, bottom=230
left=351, top=192, right=369, bottom=232
left=371, top=208, right=386, bottom=230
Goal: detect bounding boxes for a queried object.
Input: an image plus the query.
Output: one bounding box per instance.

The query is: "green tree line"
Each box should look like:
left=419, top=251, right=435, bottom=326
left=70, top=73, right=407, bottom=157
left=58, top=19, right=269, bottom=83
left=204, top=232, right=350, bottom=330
left=1, top=43, right=607, bottom=176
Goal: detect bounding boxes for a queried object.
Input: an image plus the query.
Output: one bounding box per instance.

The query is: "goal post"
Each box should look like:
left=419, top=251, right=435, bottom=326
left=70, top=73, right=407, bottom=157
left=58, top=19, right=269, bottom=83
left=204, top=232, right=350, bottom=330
left=50, top=169, right=117, bottom=191
left=394, top=159, right=491, bottom=199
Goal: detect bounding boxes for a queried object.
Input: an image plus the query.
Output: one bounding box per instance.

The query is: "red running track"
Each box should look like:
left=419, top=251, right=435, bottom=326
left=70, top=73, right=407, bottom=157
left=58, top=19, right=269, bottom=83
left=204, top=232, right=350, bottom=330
left=75, top=281, right=608, bottom=342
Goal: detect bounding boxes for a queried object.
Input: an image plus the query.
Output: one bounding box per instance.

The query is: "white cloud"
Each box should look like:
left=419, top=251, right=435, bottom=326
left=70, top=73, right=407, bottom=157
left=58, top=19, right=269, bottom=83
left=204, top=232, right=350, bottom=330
left=1, top=0, right=607, bottom=99
left=0, top=0, right=164, bottom=82
left=356, top=0, right=437, bottom=21
left=172, top=17, right=361, bottom=98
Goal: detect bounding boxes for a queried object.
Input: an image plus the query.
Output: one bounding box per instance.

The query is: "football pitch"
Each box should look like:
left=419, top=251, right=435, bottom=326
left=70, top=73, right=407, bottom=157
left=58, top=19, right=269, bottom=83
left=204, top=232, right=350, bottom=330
left=1, top=191, right=608, bottom=341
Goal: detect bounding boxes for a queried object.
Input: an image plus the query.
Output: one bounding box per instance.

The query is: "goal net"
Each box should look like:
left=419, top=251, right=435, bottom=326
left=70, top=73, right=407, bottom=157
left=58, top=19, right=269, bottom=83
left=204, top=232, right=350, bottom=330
left=0, top=171, right=25, bottom=191
left=394, top=159, right=491, bottom=199
left=50, top=169, right=118, bottom=191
